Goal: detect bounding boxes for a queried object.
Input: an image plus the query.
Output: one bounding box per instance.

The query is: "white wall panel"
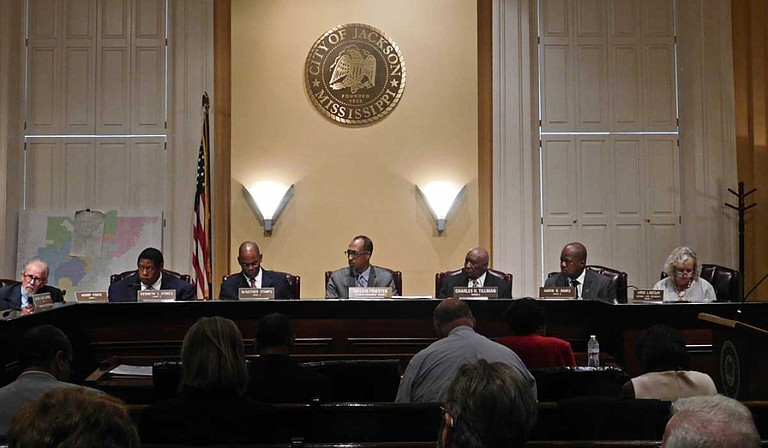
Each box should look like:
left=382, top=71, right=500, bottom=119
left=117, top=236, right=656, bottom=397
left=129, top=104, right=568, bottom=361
left=609, top=0, right=638, bottom=38
left=28, top=0, right=60, bottom=39
left=63, top=47, right=94, bottom=131
left=27, top=47, right=60, bottom=133
left=577, top=138, right=610, bottom=220
left=580, top=224, right=611, bottom=265
left=642, top=0, right=674, bottom=38
left=644, top=45, right=676, bottom=130
left=576, top=45, right=607, bottom=128
left=62, top=139, right=95, bottom=207
left=540, top=0, right=569, bottom=37
left=575, top=0, right=602, bottom=37
left=97, top=47, right=130, bottom=132
left=133, top=47, right=165, bottom=132
left=25, top=140, right=61, bottom=207
left=94, top=140, right=130, bottom=206
left=541, top=45, right=572, bottom=129
left=128, top=139, right=164, bottom=209
left=611, top=44, right=640, bottom=129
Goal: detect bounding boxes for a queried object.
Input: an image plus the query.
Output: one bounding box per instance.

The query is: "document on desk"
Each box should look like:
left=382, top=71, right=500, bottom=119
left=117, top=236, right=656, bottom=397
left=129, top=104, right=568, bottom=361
left=109, top=365, right=153, bottom=377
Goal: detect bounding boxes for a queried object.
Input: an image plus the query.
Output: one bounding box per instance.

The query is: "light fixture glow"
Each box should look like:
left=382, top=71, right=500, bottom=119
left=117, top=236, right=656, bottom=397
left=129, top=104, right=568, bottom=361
left=417, top=182, right=465, bottom=233
left=243, top=182, right=294, bottom=233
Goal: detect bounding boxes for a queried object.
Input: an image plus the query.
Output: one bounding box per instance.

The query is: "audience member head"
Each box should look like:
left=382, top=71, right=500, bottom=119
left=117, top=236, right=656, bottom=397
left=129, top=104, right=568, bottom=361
left=663, top=394, right=760, bottom=448
left=20, top=259, right=49, bottom=297
left=238, top=241, right=263, bottom=279
left=440, top=359, right=537, bottom=448
left=635, top=324, right=690, bottom=373
left=663, top=246, right=700, bottom=290
left=256, top=312, right=295, bottom=354
left=559, top=242, right=587, bottom=280
left=504, top=298, right=547, bottom=336
left=180, top=316, right=249, bottom=397
left=346, top=235, right=373, bottom=274
left=17, top=325, right=73, bottom=381
left=136, top=247, right=164, bottom=286
left=433, top=299, right=475, bottom=338
left=7, top=388, right=139, bottom=448
left=463, top=247, right=489, bottom=280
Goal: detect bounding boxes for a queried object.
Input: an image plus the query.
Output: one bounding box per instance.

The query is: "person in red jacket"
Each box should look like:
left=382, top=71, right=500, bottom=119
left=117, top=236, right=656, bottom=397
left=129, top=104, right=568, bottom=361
left=497, top=298, right=576, bottom=369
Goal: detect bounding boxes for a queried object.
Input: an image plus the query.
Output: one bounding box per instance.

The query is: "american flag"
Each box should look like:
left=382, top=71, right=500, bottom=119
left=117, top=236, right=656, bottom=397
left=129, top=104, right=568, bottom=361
left=192, top=94, right=212, bottom=300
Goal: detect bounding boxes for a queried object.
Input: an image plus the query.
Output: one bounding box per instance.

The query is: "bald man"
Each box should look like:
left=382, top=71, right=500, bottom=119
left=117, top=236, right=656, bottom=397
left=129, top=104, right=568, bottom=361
left=396, top=299, right=535, bottom=404
left=437, top=247, right=512, bottom=299
left=219, top=241, right=294, bottom=300
left=544, top=242, right=615, bottom=304
left=0, top=259, right=65, bottom=315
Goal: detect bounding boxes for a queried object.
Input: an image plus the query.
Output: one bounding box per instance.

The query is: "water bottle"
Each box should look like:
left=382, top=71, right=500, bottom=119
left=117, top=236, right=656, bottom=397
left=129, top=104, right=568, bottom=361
left=587, top=335, right=600, bottom=367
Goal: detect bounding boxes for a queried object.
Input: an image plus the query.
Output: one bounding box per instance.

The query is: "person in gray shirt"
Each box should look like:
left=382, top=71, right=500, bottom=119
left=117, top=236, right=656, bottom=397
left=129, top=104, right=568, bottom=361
left=0, top=325, right=97, bottom=436
left=396, top=298, right=536, bottom=403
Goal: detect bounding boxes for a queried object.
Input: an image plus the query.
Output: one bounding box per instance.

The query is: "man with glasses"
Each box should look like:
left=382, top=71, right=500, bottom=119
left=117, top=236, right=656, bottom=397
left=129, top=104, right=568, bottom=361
left=0, top=259, right=64, bottom=315
left=108, top=247, right=195, bottom=302
left=326, top=235, right=398, bottom=299
left=437, top=247, right=512, bottom=299
left=220, top=241, right=294, bottom=300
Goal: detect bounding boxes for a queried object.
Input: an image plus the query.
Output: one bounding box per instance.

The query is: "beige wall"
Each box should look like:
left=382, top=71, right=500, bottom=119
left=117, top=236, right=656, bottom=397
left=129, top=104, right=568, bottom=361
left=231, top=0, right=480, bottom=298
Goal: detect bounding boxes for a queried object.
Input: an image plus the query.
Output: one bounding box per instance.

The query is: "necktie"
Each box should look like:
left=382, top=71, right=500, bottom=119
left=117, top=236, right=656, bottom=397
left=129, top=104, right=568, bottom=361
left=249, top=277, right=256, bottom=288
left=570, top=279, right=580, bottom=298
left=145, top=285, right=154, bottom=291
left=357, top=275, right=367, bottom=287
left=472, top=279, right=480, bottom=288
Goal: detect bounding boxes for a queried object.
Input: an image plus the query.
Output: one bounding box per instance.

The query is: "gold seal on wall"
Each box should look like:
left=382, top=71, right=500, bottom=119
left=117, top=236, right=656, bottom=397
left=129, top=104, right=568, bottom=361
left=305, top=23, right=406, bottom=126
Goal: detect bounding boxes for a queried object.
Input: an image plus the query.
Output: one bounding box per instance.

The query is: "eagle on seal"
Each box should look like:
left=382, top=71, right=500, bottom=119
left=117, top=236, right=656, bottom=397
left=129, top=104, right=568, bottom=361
left=329, top=45, right=376, bottom=94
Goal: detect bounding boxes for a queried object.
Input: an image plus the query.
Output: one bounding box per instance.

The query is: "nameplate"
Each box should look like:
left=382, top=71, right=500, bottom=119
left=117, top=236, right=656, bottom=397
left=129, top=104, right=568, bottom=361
left=31, top=292, right=54, bottom=311
left=632, top=289, right=664, bottom=303
left=75, top=291, right=108, bottom=303
left=137, top=289, right=176, bottom=302
left=238, top=287, right=275, bottom=300
left=539, top=287, right=576, bottom=299
left=349, top=287, right=392, bottom=299
left=453, top=287, right=498, bottom=299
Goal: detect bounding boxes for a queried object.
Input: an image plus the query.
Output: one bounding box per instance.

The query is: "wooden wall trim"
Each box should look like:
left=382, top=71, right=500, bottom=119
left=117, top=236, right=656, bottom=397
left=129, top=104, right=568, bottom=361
left=213, top=0, right=231, bottom=298
left=478, top=0, right=493, bottom=254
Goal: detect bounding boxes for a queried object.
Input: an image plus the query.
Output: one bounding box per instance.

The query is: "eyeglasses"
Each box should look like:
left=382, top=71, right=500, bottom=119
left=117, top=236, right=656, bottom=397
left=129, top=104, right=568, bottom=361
left=345, top=250, right=370, bottom=258
left=22, top=273, right=46, bottom=284
left=674, top=269, right=694, bottom=278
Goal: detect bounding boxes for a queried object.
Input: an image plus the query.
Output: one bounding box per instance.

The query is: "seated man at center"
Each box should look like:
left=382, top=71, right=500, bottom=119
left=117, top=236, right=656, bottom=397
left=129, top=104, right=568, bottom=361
left=326, top=235, right=398, bottom=299
left=108, top=247, right=195, bottom=302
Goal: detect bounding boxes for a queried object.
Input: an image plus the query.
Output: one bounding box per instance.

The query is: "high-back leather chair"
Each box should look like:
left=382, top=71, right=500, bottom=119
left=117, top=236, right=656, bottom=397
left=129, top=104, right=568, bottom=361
left=0, top=278, right=20, bottom=288
left=434, top=268, right=513, bottom=298
left=221, top=272, right=301, bottom=300
left=547, top=265, right=628, bottom=303
left=586, top=265, right=628, bottom=304
left=110, top=269, right=191, bottom=285
left=660, top=263, right=741, bottom=302
left=324, top=267, right=403, bottom=296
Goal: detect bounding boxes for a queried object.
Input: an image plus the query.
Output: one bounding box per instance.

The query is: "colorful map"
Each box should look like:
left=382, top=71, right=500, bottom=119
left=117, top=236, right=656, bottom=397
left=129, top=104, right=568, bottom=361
left=17, top=210, right=162, bottom=293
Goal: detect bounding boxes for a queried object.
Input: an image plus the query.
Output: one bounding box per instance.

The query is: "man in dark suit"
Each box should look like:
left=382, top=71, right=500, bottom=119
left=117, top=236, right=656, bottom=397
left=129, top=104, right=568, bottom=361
left=248, top=313, right=331, bottom=403
left=107, top=247, right=195, bottom=302
left=0, top=259, right=65, bottom=315
left=219, top=241, right=294, bottom=300
left=437, top=247, right=512, bottom=299
left=326, top=235, right=398, bottom=299
left=544, top=242, right=615, bottom=304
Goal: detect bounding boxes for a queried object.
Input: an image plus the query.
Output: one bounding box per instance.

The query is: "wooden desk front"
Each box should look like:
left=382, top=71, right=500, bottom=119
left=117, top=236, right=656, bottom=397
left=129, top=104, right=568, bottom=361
left=1, top=299, right=763, bottom=394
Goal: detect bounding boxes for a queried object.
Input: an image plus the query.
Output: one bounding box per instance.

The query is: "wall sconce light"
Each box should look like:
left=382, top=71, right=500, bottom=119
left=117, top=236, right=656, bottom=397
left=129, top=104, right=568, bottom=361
left=243, top=182, right=294, bottom=234
left=417, top=182, right=465, bottom=233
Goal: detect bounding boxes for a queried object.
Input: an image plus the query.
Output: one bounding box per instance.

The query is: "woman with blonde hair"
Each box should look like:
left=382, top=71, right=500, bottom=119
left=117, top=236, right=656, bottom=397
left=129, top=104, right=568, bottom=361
left=652, top=247, right=716, bottom=303
left=140, top=316, right=275, bottom=444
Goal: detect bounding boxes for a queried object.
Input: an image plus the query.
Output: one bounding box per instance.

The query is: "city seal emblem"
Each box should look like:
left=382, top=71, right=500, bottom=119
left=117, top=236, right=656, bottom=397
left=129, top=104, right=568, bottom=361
left=305, top=23, right=406, bottom=126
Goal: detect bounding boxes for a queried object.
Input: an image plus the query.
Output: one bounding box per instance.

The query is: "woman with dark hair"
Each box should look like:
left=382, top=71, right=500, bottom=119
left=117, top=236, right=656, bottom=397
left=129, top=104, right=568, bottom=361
left=139, top=316, right=276, bottom=444
left=620, top=324, right=716, bottom=400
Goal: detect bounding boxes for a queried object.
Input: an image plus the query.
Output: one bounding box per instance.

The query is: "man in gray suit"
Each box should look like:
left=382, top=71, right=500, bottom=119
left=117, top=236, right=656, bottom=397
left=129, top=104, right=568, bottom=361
left=0, top=325, right=97, bottom=436
left=544, top=242, right=615, bottom=304
left=326, top=235, right=398, bottom=299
